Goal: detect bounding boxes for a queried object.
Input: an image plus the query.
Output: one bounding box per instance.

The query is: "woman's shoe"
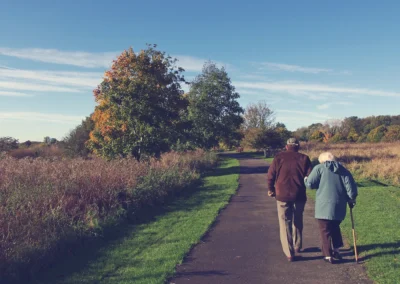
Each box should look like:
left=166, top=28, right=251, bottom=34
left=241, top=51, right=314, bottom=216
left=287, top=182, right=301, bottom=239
left=324, top=257, right=335, bottom=264
left=332, top=251, right=343, bottom=260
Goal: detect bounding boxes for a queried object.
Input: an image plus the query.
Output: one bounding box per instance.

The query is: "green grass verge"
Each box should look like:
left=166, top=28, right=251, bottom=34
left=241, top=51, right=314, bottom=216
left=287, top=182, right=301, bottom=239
left=241, top=151, right=274, bottom=163
left=33, top=157, right=239, bottom=284
left=307, top=181, right=400, bottom=284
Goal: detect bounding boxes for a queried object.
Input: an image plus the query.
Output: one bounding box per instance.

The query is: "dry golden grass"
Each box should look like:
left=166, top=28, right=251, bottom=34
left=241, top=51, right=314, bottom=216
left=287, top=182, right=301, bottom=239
left=0, top=150, right=217, bottom=280
left=300, top=142, right=400, bottom=185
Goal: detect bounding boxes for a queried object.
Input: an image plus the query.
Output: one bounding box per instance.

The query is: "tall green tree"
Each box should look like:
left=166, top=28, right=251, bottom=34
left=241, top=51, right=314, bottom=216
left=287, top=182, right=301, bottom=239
left=187, top=62, right=244, bottom=148
left=243, top=101, right=275, bottom=130
left=63, top=116, right=94, bottom=157
left=274, top=123, right=292, bottom=142
left=87, top=45, right=187, bottom=159
left=241, top=128, right=284, bottom=156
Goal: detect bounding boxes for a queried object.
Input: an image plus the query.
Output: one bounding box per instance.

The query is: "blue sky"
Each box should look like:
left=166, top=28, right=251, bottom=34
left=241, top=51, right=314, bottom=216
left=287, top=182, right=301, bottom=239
left=1, top=0, right=400, bottom=141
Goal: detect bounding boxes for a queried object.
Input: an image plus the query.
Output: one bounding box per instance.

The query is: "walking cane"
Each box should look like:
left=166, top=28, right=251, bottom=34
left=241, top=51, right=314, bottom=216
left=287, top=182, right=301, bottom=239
left=350, top=207, right=359, bottom=263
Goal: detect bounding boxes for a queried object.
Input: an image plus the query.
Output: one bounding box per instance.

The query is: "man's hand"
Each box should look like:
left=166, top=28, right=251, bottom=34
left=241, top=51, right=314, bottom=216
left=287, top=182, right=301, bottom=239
left=268, top=190, right=275, bottom=197
left=348, top=200, right=356, bottom=209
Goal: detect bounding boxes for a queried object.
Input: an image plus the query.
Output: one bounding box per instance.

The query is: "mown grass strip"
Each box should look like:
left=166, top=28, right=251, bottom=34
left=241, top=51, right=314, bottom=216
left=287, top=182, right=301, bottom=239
left=34, top=157, right=239, bottom=284
left=242, top=151, right=274, bottom=163
left=307, top=182, right=400, bottom=284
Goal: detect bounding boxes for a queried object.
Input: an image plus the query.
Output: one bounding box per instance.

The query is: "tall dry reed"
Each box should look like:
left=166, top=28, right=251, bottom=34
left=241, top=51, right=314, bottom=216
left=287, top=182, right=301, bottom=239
left=300, top=142, right=400, bottom=185
left=0, top=150, right=217, bottom=281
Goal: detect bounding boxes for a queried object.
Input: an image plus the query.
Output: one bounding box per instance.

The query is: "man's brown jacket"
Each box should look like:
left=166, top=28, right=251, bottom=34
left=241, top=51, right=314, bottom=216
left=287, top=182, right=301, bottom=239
left=267, top=148, right=312, bottom=202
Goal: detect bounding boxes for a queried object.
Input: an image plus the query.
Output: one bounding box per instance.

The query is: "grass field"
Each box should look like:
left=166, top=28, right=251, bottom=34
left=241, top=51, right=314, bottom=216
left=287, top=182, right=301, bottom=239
left=301, top=142, right=400, bottom=186
left=32, top=157, right=239, bottom=284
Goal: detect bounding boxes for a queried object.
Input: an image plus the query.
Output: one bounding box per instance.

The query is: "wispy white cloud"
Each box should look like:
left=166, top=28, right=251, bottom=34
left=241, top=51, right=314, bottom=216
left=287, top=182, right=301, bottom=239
left=317, top=104, right=331, bottom=110
left=234, top=81, right=400, bottom=97
left=174, top=55, right=206, bottom=72
left=0, top=81, right=80, bottom=92
left=277, top=109, right=331, bottom=119
left=275, top=111, right=332, bottom=131
left=341, top=70, right=352, bottom=75
left=0, top=91, right=33, bottom=97
left=0, top=47, right=225, bottom=73
left=237, top=89, right=283, bottom=104
left=236, top=88, right=265, bottom=96
left=0, top=65, right=16, bottom=70
left=0, top=69, right=102, bottom=88
left=0, top=112, right=85, bottom=123
left=259, top=62, right=332, bottom=74
left=0, top=47, right=118, bottom=68
left=174, top=55, right=229, bottom=73
left=317, top=102, right=353, bottom=110
left=0, top=67, right=103, bottom=95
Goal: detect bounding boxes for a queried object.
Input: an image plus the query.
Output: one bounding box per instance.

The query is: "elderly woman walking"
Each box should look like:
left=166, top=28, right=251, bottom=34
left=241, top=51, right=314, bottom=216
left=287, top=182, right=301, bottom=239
left=305, top=152, right=357, bottom=264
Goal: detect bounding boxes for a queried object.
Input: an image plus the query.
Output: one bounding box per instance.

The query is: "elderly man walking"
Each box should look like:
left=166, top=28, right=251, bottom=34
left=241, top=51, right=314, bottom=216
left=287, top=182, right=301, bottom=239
left=267, top=138, right=313, bottom=261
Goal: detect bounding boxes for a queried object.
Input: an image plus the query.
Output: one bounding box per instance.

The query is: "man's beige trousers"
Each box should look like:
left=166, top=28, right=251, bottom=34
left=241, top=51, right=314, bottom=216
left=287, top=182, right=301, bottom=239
left=276, top=200, right=306, bottom=257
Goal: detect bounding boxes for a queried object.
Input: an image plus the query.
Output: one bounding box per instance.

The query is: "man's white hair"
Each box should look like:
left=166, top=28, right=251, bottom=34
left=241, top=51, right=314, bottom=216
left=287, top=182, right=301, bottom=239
left=318, top=152, right=336, bottom=163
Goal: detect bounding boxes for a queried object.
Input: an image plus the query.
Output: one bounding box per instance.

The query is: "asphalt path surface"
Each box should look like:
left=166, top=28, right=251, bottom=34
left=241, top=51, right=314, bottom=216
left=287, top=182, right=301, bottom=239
left=170, top=155, right=372, bottom=284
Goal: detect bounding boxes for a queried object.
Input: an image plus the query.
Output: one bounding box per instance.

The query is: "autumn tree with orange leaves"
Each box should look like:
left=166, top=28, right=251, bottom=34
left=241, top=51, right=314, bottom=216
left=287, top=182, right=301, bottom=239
left=87, top=45, right=188, bottom=160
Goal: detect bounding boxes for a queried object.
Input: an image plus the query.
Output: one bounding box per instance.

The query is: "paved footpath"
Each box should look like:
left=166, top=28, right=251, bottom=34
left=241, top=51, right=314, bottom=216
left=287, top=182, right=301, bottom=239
left=170, top=155, right=372, bottom=284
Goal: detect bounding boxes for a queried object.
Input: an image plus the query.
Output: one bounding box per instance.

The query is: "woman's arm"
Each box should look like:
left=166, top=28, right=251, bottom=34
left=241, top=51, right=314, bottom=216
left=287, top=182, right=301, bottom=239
left=343, top=171, right=358, bottom=201
left=305, top=166, right=321, bottom=189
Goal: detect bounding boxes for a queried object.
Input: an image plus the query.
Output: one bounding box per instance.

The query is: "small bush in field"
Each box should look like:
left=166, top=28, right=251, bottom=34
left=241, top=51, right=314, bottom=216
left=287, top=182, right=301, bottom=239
left=8, top=148, right=37, bottom=158
left=0, top=150, right=217, bottom=281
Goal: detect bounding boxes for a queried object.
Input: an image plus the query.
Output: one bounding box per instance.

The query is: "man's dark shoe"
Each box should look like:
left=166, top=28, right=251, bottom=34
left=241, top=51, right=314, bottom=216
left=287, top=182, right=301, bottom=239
left=323, top=257, right=335, bottom=264
left=332, top=251, right=343, bottom=260
left=287, top=255, right=300, bottom=262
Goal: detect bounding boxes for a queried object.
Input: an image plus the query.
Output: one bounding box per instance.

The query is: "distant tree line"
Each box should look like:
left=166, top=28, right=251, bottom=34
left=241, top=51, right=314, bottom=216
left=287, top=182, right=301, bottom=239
left=293, top=115, right=400, bottom=143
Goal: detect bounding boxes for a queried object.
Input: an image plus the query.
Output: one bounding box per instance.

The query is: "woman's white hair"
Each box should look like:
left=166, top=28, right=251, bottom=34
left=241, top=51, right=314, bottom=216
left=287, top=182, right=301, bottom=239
left=318, top=152, right=336, bottom=163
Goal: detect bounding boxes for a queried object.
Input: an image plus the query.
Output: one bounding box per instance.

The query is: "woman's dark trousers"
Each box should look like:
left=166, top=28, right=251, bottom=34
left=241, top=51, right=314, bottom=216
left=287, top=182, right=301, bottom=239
left=317, top=219, right=344, bottom=257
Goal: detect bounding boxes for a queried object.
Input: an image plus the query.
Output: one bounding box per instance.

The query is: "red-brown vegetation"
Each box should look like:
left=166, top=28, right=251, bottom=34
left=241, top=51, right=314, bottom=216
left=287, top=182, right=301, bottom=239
left=0, top=150, right=217, bottom=280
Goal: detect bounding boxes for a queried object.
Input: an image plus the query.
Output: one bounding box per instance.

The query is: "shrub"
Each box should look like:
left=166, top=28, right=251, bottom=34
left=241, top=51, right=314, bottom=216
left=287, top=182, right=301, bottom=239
left=382, top=125, right=400, bottom=142
left=62, top=116, right=94, bottom=157
left=0, top=137, right=18, bottom=152
left=367, top=125, right=387, bottom=142
left=8, top=148, right=37, bottom=159
left=309, top=130, right=324, bottom=142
